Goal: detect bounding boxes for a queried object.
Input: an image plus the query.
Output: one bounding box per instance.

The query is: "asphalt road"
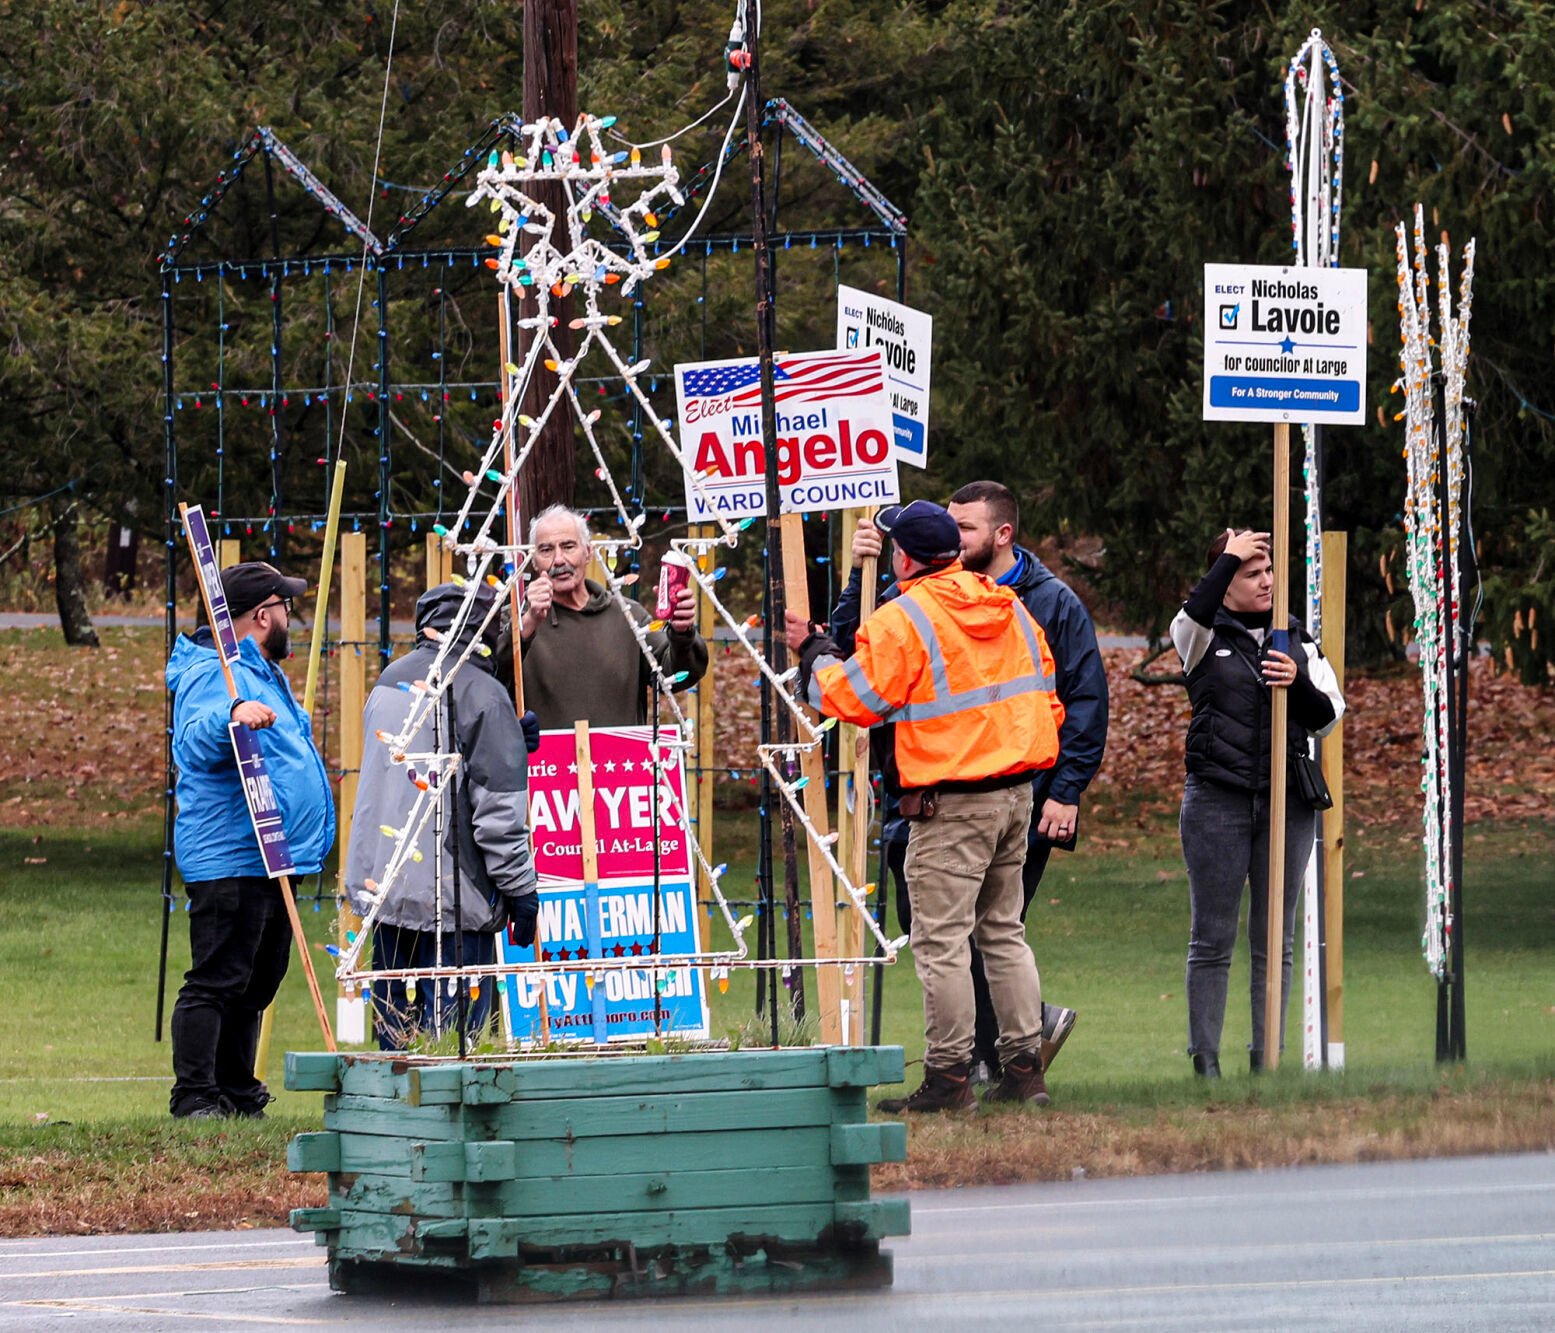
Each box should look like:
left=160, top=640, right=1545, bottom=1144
left=4, top=1152, right=1553, bottom=1329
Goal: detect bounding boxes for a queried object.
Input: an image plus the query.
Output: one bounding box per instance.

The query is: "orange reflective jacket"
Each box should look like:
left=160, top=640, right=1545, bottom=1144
left=809, top=562, right=1066, bottom=790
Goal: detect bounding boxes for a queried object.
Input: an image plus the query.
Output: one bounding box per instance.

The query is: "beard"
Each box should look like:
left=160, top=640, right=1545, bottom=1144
left=262, top=619, right=290, bottom=661
left=959, top=536, right=995, bottom=574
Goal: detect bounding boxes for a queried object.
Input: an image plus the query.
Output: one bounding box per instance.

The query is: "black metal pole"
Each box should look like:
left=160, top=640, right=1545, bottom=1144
left=743, top=0, right=805, bottom=1026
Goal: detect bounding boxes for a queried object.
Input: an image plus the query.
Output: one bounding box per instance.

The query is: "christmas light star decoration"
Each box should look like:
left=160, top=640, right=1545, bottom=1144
left=1396, top=202, right=1476, bottom=979
left=333, top=113, right=901, bottom=1031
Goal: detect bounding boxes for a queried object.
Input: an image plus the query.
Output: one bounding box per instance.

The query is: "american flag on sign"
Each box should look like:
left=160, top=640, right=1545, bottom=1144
left=680, top=352, right=882, bottom=407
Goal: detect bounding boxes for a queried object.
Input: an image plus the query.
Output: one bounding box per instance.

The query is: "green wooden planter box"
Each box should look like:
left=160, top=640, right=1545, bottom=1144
left=286, top=1047, right=909, bottom=1303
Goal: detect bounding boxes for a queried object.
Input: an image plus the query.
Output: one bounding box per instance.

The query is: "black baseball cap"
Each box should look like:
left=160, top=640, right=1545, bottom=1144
left=874, top=500, right=962, bottom=566
left=221, top=561, right=308, bottom=618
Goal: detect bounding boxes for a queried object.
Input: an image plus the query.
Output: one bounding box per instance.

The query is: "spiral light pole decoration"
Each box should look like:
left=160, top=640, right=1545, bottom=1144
left=1396, top=202, right=1476, bottom=1062
left=1283, top=28, right=1344, bottom=1070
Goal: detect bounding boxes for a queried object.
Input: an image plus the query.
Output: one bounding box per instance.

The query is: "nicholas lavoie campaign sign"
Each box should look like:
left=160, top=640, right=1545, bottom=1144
left=1203, top=263, right=1368, bottom=425
left=498, top=726, right=708, bottom=1045
left=674, top=348, right=900, bottom=518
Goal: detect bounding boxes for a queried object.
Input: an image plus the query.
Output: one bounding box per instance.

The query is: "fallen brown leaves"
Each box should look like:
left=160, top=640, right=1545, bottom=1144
left=4, top=627, right=1552, bottom=833
left=0, top=1144, right=324, bottom=1238
left=875, top=1078, right=1555, bottom=1191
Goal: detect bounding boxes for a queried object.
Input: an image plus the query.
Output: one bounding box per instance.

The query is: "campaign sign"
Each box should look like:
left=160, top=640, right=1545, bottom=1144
left=836, top=284, right=933, bottom=469
left=1203, top=264, right=1368, bottom=425
left=184, top=504, right=297, bottom=879
left=675, top=349, right=900, bottom=519
left=498, top=726, right=709, bottom=1045
left=229, top=722, right=298, bottom=879
left=182, top=505, right=242, bottom=666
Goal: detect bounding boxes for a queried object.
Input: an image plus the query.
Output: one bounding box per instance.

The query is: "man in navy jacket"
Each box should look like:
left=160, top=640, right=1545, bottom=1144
left=165, top=562, right=335, bottom=1119
left=831, top=481, right=1109, bottom=1078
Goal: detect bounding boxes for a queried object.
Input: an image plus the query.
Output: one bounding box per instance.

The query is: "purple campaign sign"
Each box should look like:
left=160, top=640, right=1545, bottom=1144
left=183, top=504, right=297, bottom=880
left=182, top=505, right=242, bottom=667
left=229, top=719, right=297, bottom=879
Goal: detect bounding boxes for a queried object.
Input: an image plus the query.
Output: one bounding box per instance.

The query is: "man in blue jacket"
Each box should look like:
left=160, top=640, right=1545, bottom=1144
left=832, top=481, right=1109, bottom=1079
left=165, top=561, right=335, bottom=1119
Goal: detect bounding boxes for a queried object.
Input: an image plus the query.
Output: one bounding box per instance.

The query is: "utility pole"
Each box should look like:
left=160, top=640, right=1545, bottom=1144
left=517, top=0, right=580, bottom=524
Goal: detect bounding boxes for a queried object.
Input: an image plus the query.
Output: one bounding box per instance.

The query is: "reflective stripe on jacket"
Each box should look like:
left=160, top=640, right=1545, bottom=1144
left=808, top=562, right=1065, bottom=790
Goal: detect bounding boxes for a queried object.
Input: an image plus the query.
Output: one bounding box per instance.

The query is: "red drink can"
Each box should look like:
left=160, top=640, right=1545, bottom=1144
left=655, top=550, right=693, bottom=620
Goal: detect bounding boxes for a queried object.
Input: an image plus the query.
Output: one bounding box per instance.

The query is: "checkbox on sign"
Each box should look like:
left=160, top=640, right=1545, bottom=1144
left=1219, top=303, right=1240, bottom=329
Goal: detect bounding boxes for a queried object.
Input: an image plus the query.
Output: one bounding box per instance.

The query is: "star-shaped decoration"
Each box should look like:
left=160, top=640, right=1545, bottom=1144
left=1280, top=336, right=1295, bottom=354
left=603, top=759, right=617, bottom=773
left=628, top=941, right=645, bottom=957
left=610, top=943, right=626, bottom=958
left=620, top=759, right=635, bottom=772
left=568, top=761, right=578, bottom=775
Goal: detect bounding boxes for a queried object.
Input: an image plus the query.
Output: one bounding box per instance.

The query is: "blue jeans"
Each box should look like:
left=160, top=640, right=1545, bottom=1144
left=372, top=925, right=497, bottom=1050
left=1180, top=776, right=1313, bottom=1059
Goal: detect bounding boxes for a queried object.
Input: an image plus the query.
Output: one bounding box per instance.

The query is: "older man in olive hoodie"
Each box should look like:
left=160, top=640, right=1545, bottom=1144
left=510, top=505, right=707, bottom=727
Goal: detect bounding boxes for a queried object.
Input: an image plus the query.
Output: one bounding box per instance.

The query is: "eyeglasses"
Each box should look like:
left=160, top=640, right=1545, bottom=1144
left=255, top=596, right=293, bottom=615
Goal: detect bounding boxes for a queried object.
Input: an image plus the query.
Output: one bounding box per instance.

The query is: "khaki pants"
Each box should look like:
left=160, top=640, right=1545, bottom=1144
left=904, top=785, right=1043, bottom=1069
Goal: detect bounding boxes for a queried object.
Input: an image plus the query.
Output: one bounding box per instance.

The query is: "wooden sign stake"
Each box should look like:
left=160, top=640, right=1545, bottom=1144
left=1265, top=424, right=1291, bottom=1069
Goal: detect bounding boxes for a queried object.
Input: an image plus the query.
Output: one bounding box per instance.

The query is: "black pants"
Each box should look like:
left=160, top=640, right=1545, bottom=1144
left=170, top=875, right=293, bottom=1115
left=372, top=925, right=497, bottom=1051
left=892, top=836, right=1053, bottom=1074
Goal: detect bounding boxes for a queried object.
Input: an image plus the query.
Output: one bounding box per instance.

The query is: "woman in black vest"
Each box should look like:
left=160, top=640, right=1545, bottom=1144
left=1170, top=528, right=1345, bottom=1077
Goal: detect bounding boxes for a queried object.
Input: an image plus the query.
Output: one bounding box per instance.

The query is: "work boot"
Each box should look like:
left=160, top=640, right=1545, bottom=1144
left=983, top=1051, right=1049, bottom=1107
left=1041, top=1004, right=1078, bottom=1072
left=878, top=1063, right=976, bottom=1114
left=1192, top=1053, right=1221, bottom=1079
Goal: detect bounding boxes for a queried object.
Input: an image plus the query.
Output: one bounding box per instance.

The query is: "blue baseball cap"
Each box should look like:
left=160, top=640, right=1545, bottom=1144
left=875, top=500, right=962, bottom=565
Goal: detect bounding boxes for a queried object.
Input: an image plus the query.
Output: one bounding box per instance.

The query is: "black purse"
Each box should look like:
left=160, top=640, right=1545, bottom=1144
left=1291, top=749, right=1334, bottom=811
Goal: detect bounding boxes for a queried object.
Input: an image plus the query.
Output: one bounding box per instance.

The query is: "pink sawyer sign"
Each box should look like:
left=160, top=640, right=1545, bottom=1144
left=526, top=726, right=691, bottom=884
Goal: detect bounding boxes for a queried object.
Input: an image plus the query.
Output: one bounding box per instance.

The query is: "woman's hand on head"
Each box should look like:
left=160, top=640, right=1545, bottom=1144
left=1223, top=528, right=1271, bottom=564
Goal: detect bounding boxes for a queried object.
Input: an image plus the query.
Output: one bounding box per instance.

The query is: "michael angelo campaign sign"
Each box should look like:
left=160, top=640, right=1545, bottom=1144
left=1203, top=263, right=1368, bottom=425
left=674, top=348, right=899, bottom=518
left=498, top=726, right=708, bottom=1045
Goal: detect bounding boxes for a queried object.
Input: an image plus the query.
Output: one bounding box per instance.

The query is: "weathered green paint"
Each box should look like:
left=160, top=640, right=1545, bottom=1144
left=285, top=1052, right=342, bottom=1092
left=839, top=1197, right=911, bottom=1237
left=289, top=1047, right=909, bottom=1302
left=485, top=1086, right=867, bottom=1141
left=305, top=1046, right=906, bottom=1104
left=319, top=1199, right=901, bottom=1253
left=830, top=1121, right=908, bottom=1165
left=288, top=1131, right=341, bottom=1174
left=289, top=1206, right=341, bottom=1232
left=331, top=1125, right=842, bottom=1180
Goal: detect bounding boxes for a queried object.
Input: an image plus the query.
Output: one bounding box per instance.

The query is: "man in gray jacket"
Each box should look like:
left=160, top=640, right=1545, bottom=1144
left=346, top=582, right=538, bottom=1049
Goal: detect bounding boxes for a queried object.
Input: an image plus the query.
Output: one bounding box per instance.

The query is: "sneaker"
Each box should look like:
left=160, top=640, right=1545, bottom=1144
left=1041, top=1004, right=1078, bottom=1072
left=984, top=1051, right=1049, bottom=1106
left=228, top=1091, right=274, bottom=1120
left=171, top=1099, right=231, bottom=1121
left=878, top=1064, right=976, bottom=1114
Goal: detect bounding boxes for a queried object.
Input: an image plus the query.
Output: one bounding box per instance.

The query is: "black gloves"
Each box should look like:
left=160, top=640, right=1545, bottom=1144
left=520, top=709, right=541, bottom=755
left=507, top=891, right=539, bottom=947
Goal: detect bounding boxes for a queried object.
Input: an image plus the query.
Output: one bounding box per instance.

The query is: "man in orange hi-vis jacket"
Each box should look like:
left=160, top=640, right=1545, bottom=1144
left=785, top=500, right=1066, bottom=1113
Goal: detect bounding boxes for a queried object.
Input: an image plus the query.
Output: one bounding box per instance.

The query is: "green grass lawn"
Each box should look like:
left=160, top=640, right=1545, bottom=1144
left=3, top=811, right=1550, bottom=1125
